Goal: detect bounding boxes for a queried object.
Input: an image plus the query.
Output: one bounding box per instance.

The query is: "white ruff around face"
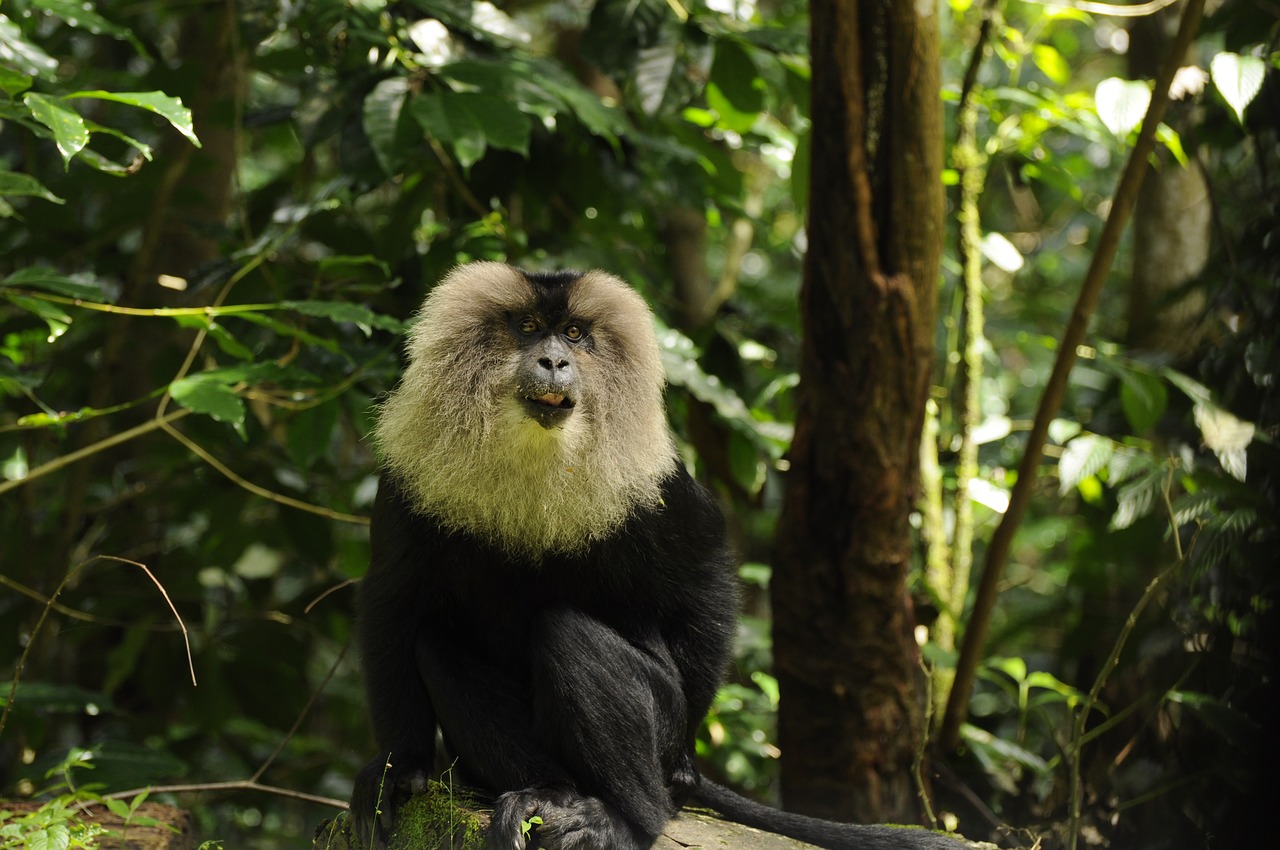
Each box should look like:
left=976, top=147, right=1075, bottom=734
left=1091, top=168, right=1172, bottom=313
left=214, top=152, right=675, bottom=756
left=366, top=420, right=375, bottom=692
left=373, top=263, right=676, bottom=556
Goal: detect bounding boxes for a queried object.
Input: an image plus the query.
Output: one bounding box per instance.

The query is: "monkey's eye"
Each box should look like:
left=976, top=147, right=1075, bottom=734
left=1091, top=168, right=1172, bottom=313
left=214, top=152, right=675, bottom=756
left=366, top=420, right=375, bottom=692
left=562, top=323, right=585, bottom=342
left=518, top=317, right=540, bottom=335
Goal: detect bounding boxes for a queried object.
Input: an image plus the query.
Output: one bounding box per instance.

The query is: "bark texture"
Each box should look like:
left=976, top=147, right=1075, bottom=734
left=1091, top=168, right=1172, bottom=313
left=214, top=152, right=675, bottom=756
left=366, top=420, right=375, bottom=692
left=771, top=0, right=942, bottom=825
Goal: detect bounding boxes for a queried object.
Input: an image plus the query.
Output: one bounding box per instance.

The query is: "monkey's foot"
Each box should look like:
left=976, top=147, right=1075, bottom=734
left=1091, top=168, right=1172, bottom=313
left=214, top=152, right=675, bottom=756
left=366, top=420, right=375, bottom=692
left=487, top=786, right=649, bottom=850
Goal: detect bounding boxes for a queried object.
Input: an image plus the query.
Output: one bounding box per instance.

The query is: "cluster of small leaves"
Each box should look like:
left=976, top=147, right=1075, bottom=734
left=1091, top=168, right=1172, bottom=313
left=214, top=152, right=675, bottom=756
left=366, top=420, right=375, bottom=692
left=0, top=2, right=199, bottom=207
left=0, top=750, right=171, bottom=850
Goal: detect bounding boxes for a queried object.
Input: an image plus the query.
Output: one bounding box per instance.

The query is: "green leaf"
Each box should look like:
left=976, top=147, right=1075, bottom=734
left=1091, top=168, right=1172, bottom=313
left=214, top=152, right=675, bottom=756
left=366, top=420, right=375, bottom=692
left=234, top=312, right=343, bottom=356
left=4, top=293, right=72, bottom=341
left=169, top=377, right=245, bottom=429
left=281, top=300, right=406, bottom=334
left=66, top=90, right=200, bottom=147
left=1033, top=44, right=1071, bottom=85
left=31, top=0, right=138, bottom=45
left=634, top=44, right=680, bottom=116
left=2, top=266, right=106, bottom=299
left=1117, top=366, right=1168, bottom=433
left=1209, top=52, right=1265, bottom=124
left=362, top=76, right=412, bottom=176
left=1059, top=433, right=1114, bottom=494
left=187, top=362, right=320, bottom=387
left=0, top=14, right=59, bottom=79
left=287, top=402, right=339, bottom=468
left=462, top=93, right=532, bottom=156
left=1111, top=467, right=1164, bottom=530
left=0, top=170, right=65, bottom=203
left=173, top=315, right=255, bottom=361
left=409, top=90, right=486, bottom=169
left=24, top=93, right=89, bottom=164
left=1094, top=77, right=1150, bottom=138
left=0, top=65, right=32, bottom=97
left=707, top=40, right=764, bottom=133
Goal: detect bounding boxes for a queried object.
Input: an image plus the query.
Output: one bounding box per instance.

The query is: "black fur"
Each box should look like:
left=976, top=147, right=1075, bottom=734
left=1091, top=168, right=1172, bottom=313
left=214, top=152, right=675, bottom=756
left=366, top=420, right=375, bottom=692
left=352, top=468, right=736, bottom=849
left=350, top=266, right=965, bottom=849
left=351, top=469, right=966, bottom=849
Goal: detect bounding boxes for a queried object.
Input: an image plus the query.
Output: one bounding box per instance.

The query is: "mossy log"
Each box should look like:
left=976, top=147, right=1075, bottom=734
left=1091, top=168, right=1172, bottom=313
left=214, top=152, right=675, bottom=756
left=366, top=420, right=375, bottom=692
left=312, top=783, right=990, bottom=850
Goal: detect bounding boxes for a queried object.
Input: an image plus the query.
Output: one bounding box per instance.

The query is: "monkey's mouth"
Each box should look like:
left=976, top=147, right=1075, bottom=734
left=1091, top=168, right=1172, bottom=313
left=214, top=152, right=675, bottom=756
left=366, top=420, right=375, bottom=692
left=520, top=391, right=576, bottom=427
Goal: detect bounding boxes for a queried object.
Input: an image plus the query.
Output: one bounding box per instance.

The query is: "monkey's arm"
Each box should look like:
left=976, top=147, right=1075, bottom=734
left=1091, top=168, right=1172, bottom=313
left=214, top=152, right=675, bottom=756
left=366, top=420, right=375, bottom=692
left=350, top=478, right=439, bottom=844
left=651, top=470, right=739, bottom=777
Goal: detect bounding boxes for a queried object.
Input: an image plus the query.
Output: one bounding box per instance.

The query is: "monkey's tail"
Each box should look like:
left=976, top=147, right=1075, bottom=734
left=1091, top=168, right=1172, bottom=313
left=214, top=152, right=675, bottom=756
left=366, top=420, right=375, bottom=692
left=692, top=780, right=967, bottom=850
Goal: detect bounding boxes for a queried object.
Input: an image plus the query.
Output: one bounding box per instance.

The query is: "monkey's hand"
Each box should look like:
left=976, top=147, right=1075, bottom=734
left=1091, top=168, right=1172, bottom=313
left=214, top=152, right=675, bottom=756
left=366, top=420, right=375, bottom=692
left=487, top=785, right=649, bottom=850
left=349, top=753, right=428, bottom=849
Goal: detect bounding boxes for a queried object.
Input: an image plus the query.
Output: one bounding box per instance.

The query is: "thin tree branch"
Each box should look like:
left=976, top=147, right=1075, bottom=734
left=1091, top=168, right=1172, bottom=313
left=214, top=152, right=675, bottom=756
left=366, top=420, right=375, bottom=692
left=939, top=0, right=1207, bottom=752
left=0, top=555, right=194, bottom=738
left=103, top=780, right=348, bottom=811
left=0, top=408, right=193, bottom=497
left=157, top=418, right=370, bottom=526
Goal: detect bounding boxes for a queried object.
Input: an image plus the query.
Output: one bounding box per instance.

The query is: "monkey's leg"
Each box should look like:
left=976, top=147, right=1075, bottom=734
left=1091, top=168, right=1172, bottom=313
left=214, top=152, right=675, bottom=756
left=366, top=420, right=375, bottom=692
left=417, top=636, right=631, bottom=850
left=524, top=606, right=687, bottom=850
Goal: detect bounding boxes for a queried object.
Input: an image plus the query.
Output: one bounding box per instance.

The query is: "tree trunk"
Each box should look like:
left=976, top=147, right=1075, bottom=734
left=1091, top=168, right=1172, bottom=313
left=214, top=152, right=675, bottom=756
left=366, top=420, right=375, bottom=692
left=1126, top=7, right=1210, bottom=359
left=771, top=0, right=942, bottom=825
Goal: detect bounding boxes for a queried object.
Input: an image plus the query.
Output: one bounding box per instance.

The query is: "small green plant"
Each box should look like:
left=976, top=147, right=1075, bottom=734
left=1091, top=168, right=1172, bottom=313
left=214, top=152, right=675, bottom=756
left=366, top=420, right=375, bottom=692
left=521, top=814, right=544, bottom=848
left=0, top=749, right=172, bottom=849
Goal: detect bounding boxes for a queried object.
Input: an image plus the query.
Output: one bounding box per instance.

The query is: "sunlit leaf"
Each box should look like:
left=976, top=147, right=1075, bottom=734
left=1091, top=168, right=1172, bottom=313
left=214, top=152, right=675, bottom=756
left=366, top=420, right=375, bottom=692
left=1194, top=404, right=1253, bottom=481
left=1094, top=77, right=1150, bottom=138
left=980, top=232, right=1024, bottom=272
left=1111, top=467, right=1164, bottom=530
left=1032, top=44, right=1070, bottom=85
left=0, top=14, right=59, bottom=79
left=67, top=90, right=199, bottom=147
left=32, top=0, right=138, bottom=44
left=24, top=93, right=89, bottom=164
left=363, top=77, right=412, bottom=176
left=707, top=40, right=764, bottom=133
left=634, top=44, right=679, bottom=116
left=1059, top=433, right=1114, bottom=494
left=1210, top=52, right=1265, bottom=124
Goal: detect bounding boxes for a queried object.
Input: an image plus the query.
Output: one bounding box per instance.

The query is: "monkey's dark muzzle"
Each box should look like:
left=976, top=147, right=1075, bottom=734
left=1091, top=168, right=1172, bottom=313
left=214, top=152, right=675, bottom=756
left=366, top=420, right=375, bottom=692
left=520, top=391, right=576, bottom=428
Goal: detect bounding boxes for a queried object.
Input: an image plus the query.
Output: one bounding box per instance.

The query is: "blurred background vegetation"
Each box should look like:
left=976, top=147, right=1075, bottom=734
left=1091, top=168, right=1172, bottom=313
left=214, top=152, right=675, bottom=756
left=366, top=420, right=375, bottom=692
left=0, top=0, right=1275, bottom=848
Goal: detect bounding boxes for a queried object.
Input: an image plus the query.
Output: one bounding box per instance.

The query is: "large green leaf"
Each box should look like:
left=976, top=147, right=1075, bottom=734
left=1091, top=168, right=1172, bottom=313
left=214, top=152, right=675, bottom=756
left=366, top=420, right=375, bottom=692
left=1116, top=367, right=1168, bottom=434
left=707, top=39, right=764, bottom=133
left=362, top=76, right=413, bottom=176
left=66, top=90, right=200, bottom=147
left=169, top=376, right=246, bottom=430
left=0, top=14, right=58, bottom=79
left=24, top=93, right=89, bottom=164
left=409, top=90, right=484, bottom=168
left=462, top=93, right=531, bottom=156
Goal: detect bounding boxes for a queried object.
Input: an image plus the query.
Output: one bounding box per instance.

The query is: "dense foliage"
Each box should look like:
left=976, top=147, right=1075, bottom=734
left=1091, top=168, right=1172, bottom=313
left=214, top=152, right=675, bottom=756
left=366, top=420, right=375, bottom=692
left=1, top=1, right=1275, bottom=848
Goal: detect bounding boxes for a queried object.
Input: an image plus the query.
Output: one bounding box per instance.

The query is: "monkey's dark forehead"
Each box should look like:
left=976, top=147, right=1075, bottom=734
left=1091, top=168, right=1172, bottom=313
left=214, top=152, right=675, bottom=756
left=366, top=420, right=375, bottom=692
left=518, top=268, right=585, bottom=316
